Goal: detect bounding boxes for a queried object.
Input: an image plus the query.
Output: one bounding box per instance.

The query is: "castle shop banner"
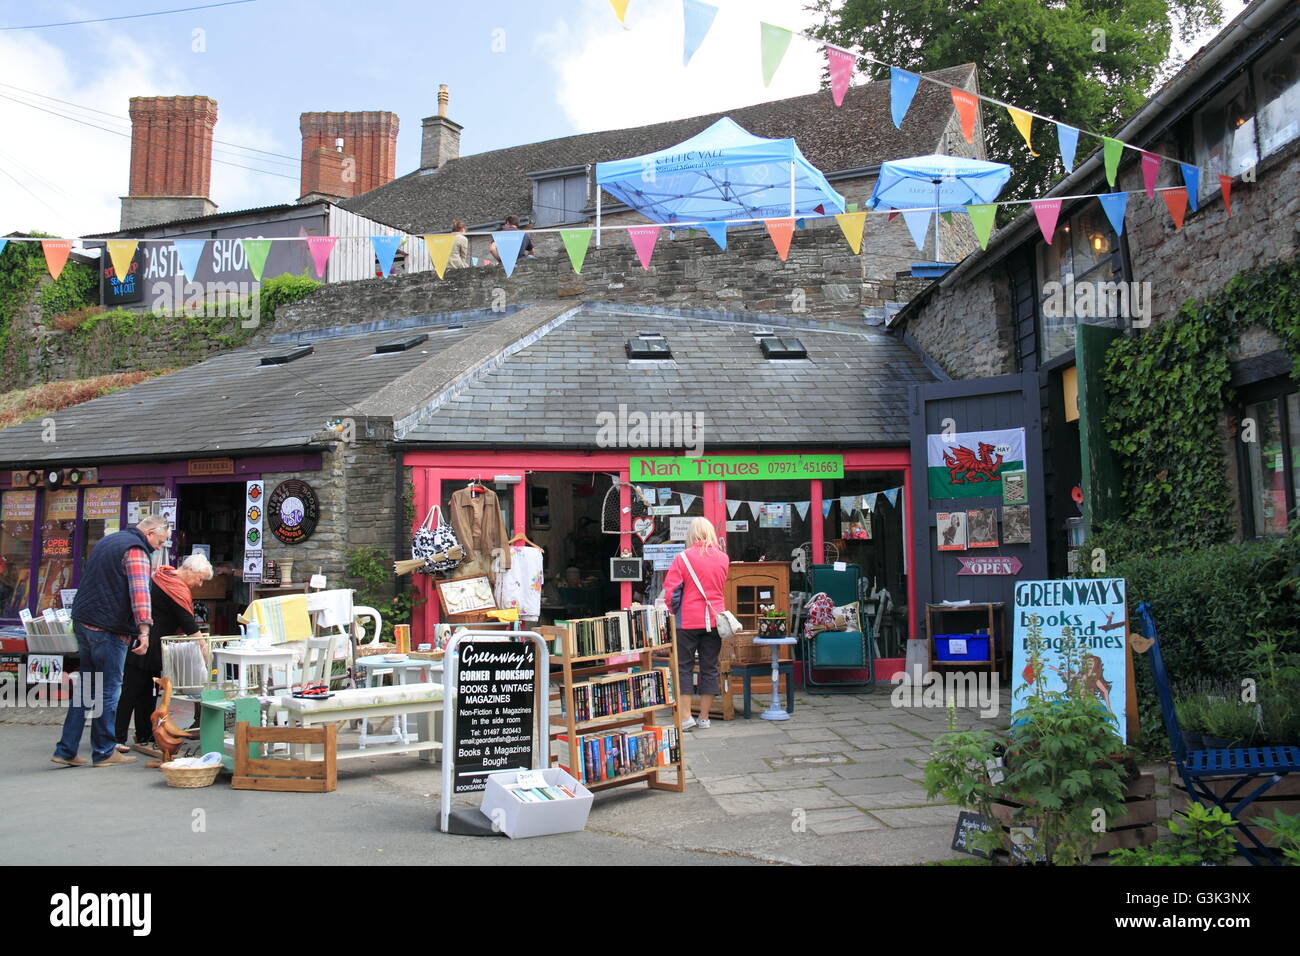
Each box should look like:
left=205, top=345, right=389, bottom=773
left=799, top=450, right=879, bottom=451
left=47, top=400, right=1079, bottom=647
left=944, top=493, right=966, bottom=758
left=926, top=428, right=1025, bottom=499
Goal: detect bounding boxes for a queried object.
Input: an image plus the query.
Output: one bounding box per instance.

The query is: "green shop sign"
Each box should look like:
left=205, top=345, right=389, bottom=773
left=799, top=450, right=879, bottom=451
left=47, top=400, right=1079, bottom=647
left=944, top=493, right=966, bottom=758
left=629, top=454, right=844, bottom=482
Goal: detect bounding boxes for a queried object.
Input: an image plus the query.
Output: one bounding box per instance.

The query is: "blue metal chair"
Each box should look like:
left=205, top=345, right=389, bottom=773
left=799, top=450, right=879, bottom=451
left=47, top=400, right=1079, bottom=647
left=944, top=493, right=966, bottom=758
left=802, top=564, right=874, bottom=694
left=1137, top=602, right=1300, bottom=865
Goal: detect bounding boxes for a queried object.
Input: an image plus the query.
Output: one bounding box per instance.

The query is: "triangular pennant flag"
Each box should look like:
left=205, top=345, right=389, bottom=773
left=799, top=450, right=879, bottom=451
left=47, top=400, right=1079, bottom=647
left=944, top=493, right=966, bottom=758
left=305, top=236, right=337, bottom=278
left=887, top=210, right=899, bottom=222
left=1141, top=151, right=1161, bottom=199
left=628, top=225, right=660, bottom=269
left=726, top=499, right=742, bottom=519
left=371, top=235, right=403, bottom=277
left=560, top=229, right=592, bottom=274
left=814, top=204, right=825, bottom=214
left=1219, top=175, right=1233, bottom=217
left=41, top=240, right=72, bottom=281
left=966, top=204, right=996, bottom=249
left=795, top=217, right=806, bottom=230
left=747, top=501, right=763, bottom=519
left=0, top=239, right=7, bottom=257
left=702, top=222, right=727, bottom=250
left=1180, top=164, right=1199, bottom=212
left=1103, top=138, right=1123, bottom=187
left=901, top=209, right=932, bottom=251
left=1057, top=124, right=1079, bottom=172
left=422, top=234, right=455, bottom=278
left=491, top=231, right=526, bottom=277
left=890, top=67, right=920, bottom=128
left=609, top=0, right=630, bottom=24
left=173, top=239, right=205, bottom=282
left=950, top=89, right=978, bottom=143
left=884, top=487, right=899, bottom=507
left=765, top=218, right=795, bottom=260
left=759, top=22, right=793, bottom=87
left=105, top=240, right=138, bottom=285
left=822, top=500, right=833, bottom=518
left=835, top=211, right=866, bottom=254
left=678, top=493, right=697, bottom=513
left=241, top=238, right=272, bottom=281
left=865, top=492, right=879, bottom=512
left=826, top=45, right=854, bottom=107
left=839, top=496, right=855, bottom=516
left=1031, top=199, right=1062, bottom=243
left=1161, top=187, right=1189, bottom=230
left=940, top=210, right=953, bottom=224
left=682, top=0, right=717, bottom=66
left=1097, top=192, right=1129, bottom=237
left=793, top=501, right=810, bottom=521
left=1007, top=107, right=1038, bottom=156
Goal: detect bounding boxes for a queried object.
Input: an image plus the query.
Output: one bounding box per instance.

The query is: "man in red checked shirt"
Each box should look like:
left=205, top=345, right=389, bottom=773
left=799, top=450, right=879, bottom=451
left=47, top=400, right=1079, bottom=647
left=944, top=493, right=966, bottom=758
left=51, top=515, right=169, bottom=768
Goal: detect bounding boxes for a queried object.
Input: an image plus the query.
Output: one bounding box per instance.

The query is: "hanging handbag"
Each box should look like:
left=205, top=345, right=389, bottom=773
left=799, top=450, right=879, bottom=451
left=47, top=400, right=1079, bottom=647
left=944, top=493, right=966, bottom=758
left=679, top=552, right=743, bottom=639
left=412, top=505, right=464, bottom=574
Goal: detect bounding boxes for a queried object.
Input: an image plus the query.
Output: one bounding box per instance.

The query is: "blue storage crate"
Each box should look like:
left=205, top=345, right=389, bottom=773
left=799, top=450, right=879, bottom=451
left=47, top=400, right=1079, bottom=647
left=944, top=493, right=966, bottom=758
left=933, top=634, right=991, bottom=663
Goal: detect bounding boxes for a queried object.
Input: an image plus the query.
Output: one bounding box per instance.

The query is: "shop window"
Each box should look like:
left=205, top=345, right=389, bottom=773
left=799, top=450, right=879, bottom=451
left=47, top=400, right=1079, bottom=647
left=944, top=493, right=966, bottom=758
left=1242, top=391, right=1298, bottom=537
left=35, top=489, right=77, bottom=613
left=1193, top=75, right=1259, bottom=203
left=1037, top=205, right=1123, bottom=363
left=81, top=486, right=123, bottom=570
left=1255, top=33, right=1300, bottom=158
left=633, top=482, right=705, bottom=608
left=1, top=490, right=37, bottom=618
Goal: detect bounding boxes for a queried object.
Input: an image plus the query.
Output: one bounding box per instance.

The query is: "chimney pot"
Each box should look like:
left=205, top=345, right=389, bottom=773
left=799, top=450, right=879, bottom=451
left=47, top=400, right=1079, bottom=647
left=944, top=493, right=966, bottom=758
left=438, top=84, right=449, bottom=118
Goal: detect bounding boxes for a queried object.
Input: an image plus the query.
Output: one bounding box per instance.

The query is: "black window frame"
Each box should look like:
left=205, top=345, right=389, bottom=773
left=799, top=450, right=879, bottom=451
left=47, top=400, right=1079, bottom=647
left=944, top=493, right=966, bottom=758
left=1235, top=376, right=1299, bottom=538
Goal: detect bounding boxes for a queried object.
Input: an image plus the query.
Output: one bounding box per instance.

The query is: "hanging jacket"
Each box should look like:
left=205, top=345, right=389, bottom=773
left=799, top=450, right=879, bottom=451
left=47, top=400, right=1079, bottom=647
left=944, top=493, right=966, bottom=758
left=448, top=487, right=512, bottom=572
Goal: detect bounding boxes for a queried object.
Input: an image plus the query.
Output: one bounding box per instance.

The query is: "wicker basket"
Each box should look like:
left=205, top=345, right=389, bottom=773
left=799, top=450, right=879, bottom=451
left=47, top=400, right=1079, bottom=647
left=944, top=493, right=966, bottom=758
left=356, top=642, right=397, bottom=658
left=160, top=762, right=222, bottom=788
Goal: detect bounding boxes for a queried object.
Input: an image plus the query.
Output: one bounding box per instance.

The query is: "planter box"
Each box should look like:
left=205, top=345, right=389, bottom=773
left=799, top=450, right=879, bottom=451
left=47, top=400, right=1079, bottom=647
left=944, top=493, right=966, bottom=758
left=989, top=772, right=1157, bottom=858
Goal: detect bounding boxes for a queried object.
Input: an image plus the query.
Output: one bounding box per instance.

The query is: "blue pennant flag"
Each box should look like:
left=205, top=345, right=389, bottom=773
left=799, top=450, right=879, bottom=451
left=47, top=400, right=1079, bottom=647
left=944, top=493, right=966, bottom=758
left=890, top=67, right=920, bottom=128
left=682, top=0, right=718, bottom=67
left=0, top=238, right=7, bottom=258
left=172, top=239, right=205, bottom=282
left=492, top=231, right=526, bottom=277
left=1180, top=164, right=1200, bottom=212
left=884, top=487, right=899, bottom=508
left=371, top=235, right=403, bottom=276
left=900, top=209, right=932, bottom=251
left=822, top=499, right=833, bottom=518
left=1098, top=192, right=1129, bottom=237
left=703, top=222, right=727, bottom=250
left=1057, top=124, right=1079, bottom=173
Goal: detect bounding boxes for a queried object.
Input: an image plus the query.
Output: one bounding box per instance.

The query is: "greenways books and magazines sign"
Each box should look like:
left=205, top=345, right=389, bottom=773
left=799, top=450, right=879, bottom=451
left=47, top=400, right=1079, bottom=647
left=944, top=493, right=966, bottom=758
left=1011, top=578, right=1129, bottom=742
left=630, top=454, right=843, bottom=482
left=927, top=428, right=1025, bottom=500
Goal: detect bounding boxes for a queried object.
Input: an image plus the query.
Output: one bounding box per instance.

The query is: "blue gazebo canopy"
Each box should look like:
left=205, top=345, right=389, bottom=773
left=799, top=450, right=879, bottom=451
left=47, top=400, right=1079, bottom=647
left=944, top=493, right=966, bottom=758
left=868, top=154, right=1012, bottom=212
left=595, top=117, right=846, bottom=225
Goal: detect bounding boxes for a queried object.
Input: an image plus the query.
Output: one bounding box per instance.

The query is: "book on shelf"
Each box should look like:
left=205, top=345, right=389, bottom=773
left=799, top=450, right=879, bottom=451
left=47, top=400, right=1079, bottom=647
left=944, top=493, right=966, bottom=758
left=563, top=604, right=670, bottom=657
left=556, top=724, right=680, bottom=784
left=570, top=666, right=675, bottom=723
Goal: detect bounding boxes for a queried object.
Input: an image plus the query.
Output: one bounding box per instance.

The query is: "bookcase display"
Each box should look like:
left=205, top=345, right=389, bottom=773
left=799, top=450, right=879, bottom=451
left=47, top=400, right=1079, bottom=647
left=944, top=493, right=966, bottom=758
left=924, top=602, right=1004, bottom=677
left=550, top=604, right=686, bottom=793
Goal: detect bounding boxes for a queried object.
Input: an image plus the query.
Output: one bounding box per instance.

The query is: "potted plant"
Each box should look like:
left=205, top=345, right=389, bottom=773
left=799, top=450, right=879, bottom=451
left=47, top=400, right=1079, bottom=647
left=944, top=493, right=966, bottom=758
left=1110, top=802, right=1239, bottom=866
left=1201, top=696, right=1257, bottom=749
left=1252, top=810, right=1300, bottom=865
left=756, top=603, right=787, bottom=640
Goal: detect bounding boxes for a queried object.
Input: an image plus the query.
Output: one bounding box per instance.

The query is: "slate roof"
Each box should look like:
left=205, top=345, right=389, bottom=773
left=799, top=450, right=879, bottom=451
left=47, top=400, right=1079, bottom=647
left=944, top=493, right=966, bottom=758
left=343, top=65, right=978, bottom=234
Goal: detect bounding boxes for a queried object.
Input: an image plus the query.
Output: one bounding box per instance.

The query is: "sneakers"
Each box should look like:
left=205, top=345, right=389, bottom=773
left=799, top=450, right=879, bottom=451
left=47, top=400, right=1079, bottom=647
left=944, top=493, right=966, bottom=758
left=680, top=716, right=697, bottom=731
left=93, top=752, right=137, bottom=767
left=697, top=717, right=711, bottom=729
left=50, top=755, right=86, bottom=768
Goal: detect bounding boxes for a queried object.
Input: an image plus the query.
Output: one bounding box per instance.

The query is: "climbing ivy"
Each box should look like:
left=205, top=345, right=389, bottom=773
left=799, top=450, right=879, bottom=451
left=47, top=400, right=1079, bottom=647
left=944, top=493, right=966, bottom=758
left=0, top=238, right=52, bottom=378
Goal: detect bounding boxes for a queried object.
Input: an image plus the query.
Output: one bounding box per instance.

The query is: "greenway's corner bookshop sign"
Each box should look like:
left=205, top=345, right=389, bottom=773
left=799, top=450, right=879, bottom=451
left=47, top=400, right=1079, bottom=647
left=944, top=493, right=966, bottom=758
left=630, top=454, right=843, bottom=482
left=1011, top=578, right=1129, bottom=742
left=452, top=641, right=537, bottom=794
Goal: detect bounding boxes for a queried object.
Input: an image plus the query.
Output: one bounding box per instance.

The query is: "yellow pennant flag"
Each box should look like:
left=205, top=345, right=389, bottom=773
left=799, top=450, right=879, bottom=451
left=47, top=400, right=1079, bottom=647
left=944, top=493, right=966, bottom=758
left=1008, top=107, right=1039, bottom=156
left=106, top=240, right=138, bottom=285
left=423, top=234, right=456, bottom=279
left=609, top=0, right=630, bottom=24
left=834, top=212, right=867, bottom=254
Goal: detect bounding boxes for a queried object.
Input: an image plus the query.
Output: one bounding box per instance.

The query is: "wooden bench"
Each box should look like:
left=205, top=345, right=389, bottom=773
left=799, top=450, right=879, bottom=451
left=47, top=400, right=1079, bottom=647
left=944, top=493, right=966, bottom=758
left=278, top=683, right=443, bottom=763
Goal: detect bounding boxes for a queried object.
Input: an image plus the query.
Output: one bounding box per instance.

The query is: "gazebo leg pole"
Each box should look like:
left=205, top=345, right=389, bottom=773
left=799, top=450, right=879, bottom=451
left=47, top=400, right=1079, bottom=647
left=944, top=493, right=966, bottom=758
left=596, top=189, right=602, bottom=248
left=789, top=161, right=796, bottom=217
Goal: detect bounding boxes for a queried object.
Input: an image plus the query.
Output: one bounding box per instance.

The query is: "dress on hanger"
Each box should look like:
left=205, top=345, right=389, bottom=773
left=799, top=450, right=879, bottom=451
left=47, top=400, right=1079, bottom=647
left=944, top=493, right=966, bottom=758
left=494, top=544, right=543, bottom=620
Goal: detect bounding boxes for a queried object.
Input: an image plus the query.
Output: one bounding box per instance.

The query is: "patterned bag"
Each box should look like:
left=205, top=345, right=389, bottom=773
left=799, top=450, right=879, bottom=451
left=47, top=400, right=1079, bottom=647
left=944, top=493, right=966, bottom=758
left=412, top=506, right=464, bottom=574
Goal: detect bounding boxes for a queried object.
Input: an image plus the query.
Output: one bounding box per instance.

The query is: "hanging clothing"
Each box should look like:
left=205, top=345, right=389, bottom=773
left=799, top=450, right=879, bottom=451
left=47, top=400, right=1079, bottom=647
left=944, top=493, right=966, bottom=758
left=448, top=486, right=512, bottom=572
left=493, top=544, right=544, bottom=621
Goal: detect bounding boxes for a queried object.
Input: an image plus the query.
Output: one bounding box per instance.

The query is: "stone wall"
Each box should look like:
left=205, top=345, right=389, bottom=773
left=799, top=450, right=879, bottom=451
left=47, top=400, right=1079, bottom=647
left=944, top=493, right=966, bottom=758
left=902, top=268, right=1017, bottom=379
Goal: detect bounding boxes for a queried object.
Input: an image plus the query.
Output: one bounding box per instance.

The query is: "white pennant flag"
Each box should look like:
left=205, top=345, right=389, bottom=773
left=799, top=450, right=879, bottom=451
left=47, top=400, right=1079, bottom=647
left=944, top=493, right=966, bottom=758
left=793, top=500, right=810, bottom=521
left=840, top=496, right=856, bottom=516
left=748, top=501, right=763, bottom=519
left=865, top=493, right=879, bottom=512
left=726, top=499, right=743, bottom=518
left=678, top=492, right=698, bottom=513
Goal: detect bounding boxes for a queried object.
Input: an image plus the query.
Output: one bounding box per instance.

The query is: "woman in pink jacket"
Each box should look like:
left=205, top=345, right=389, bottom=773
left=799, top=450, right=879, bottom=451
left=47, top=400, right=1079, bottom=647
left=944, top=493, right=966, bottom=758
left=658, top=517, right=729, bottom=730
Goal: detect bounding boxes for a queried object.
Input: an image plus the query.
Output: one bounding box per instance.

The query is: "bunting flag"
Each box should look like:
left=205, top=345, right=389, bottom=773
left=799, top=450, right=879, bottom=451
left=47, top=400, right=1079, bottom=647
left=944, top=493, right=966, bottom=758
left=966, top=204, right=996, bottom=250
left=173, top=239, right=205, bottom=282
left=423, top=234, right=455, bottom=278
left=492, top=230, right=526, bottom=277
left=682, top=0, right=717, bottom=66
left=305, top=236, right=337, bottom=278
left=884, top=487, right=899, bottom=507
left=1032, top=199, right=1062, bottom=243
left=840, top=495, right=856, bottom=516
left=940, top=210, right=953, bottom=224
left=1219, top=175, right=1233, bottom=217
left=628, top=225, right=660, bottom=269
left=793, top=500, right=810, bottom=521
left=0, top=239, right=6, bottom=257
left=678, top=492, right=697, bottom=512
left=865, top=492, right=879, bottom=512
left=1181, top=164, right=1200, bottom=212
left=1103, top=138, right=1123, bottom=187
left=747, top=501, right=763, bottom=519
left=1008, top=107, right=1038, bottom=156
left=759, top=22, right=793, bottom=86
left=1098, top=192, right=1129, bottom=237
left=826, top=45, right=854, bottom=107
left=560, top=228, right=592, bottom=274
left=951, top=89, right=978, bottom=143
left=41, top=240, right=72, bottom=281
left=765, top=218, right=795, bottom=260
left=1056, top=124, right=1079, bottom=173
left=822, top=500, right=833, bottom=518
left=835, top=211, right=866, bottom=254
left=890, top=67, right=920, bottom=128
left=609, top=0, right=630, bottom=23
left=105, top=240, right=138, bottom=284
left=371, top=235, right=403, bottom=277
left=726, top=499, right=742, bottom=518
left=795, top=217, right=806, bottom=230
left=240, top=238, right=272, bottom=281
left=1161, top=187, right=1189, bottom=230
left=887, top=210, right=899, bottom=222
left=1141, top=151, right=1161, bottom=199
left=901, top=209, right=932, bottom=252
left=703, top=221, right=727, bottom=250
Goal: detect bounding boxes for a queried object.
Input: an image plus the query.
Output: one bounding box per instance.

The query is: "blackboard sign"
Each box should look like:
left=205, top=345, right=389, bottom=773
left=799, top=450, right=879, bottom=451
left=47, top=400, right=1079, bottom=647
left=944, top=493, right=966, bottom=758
left=452, top=640, right=537, bottom=794
left=101, top=245, right=145, bottom=306
left=951, top=810, right=994, bottom=858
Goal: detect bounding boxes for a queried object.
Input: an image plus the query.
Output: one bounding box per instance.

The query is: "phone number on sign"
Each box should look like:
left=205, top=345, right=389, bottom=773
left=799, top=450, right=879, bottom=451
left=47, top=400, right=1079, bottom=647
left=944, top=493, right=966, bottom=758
left=765, top=461, right=841, bottom=476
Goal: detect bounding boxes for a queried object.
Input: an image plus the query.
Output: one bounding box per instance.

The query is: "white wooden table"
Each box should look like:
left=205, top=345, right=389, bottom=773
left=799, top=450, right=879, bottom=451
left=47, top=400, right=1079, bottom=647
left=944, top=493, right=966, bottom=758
left=212, top=646, right=297, bottom=697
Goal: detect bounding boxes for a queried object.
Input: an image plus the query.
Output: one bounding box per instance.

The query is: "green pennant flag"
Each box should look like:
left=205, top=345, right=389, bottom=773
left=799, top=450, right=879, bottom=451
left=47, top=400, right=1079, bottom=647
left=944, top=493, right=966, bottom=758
left=759, top=22, right=793, bottom=87
left=241, top=238, right=272, bottom=281
left=966, top=204, right=997, bottom=250
left=1103, top=137, right=1123, bottom=187
left=940, top=210, right=953, bottom=225
left=560, top=229, right=593, bottom=274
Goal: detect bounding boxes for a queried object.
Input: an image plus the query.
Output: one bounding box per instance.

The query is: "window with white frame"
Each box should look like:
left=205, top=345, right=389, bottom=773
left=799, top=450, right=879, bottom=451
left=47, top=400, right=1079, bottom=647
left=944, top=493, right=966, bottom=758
left=1193, top=75, right=1259, bottom=203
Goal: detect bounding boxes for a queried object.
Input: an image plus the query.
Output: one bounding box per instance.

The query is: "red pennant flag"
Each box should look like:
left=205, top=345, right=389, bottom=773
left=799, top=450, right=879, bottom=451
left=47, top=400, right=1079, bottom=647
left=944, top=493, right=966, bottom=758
left=887, top=210, right=899, bottom=222
left=826, top=45, right=854, bottom=107
left=1141, top=152, right=1161, bottom=199
left=41, top=240, right=73, bottom=280
left=765, top=218, right=796, bottom=261
left=813, top=204, right=825, bottom=215
left=1161, top=187, right=1189, bottom=230
left=950, top=89, right=978, bottom=143
left=1219, top=175, right=1233, bottom=217
left=1031, top=199, right=1063, bottom=244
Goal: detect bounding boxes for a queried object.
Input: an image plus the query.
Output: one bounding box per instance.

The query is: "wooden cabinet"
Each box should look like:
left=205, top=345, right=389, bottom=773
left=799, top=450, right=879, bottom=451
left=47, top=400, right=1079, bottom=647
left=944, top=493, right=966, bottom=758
left=725, top=562, right=791, bottom=635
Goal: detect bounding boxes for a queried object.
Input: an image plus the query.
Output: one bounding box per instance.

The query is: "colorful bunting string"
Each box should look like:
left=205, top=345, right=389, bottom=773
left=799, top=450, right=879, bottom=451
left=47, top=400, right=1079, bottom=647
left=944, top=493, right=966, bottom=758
left=1162, top=188, right=1189, bottom=230
left=41, top=240, right=72, bottom=280
left=608, top=0, right=630, bottom=24
left=173, top=239, right=205, bottom=282
left=492, top=231, right=526, bottom=278
left=950, top=89, right=978, bottom=143
left=834, top=211, right=866, bottom=254
left=560, top=229, right=592, bottom=274
left=306, top=236, right=337, bottom=278
left=1057, top=124, right=1079, bottom=173
left=1031, top=199, right=1062, bottom=243
left=966, top=204, right=996, bottom=250
left=628, top=225, right=660, bottom=270
left=1007, top=107, right=1038, bottom=156
left=1141, top=151, right=1161, bottom=199
left=890, top=67, right=920, bottom=129
left=1097, top=192, right=1129, bottom=237
left=105, top=240, right=138, bottom=284
left=1219, top=176, right=1233, bottom=217
left=371, top=235, right=403, bottom=277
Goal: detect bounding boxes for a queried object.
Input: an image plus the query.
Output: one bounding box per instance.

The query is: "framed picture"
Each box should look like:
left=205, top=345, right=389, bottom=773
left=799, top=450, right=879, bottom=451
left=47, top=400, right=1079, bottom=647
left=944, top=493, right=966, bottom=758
left=1002, top=469, right=1028, bottom=505
left=436, top=575, right=496, bottom=616
left=937, top=512, right=966, bottom=551
left=609, top=558, right=644, bottom=582
left=967, top=508, right=999, bottom=548
left=1003, top=505, right=1031, bottom=544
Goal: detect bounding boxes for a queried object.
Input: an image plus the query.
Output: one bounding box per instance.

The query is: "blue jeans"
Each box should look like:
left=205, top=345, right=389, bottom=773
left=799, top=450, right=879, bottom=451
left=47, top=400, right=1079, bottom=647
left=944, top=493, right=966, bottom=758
left=54, top=624, right=128, bottom=763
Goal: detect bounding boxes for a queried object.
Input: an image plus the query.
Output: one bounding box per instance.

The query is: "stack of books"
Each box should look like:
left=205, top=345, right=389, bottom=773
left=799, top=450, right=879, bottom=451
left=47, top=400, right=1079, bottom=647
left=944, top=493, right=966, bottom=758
left=557, top=724, right=681, bottom=784
left=501, top=782, right=582, bottom=803
left=573, top=667, right=674, bottom=723
left=565, top=605, right=670, bottom=657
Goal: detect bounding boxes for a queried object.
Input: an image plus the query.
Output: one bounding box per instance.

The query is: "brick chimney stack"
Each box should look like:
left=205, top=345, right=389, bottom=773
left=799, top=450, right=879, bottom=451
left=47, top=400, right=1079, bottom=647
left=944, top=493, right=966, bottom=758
left=299, top=111, right=398, bottom=199
left=420, top=84, right=461, bottom=171
left=120, top=95, right=219, bottom=229
left=299, top=138, right=358, bottom=203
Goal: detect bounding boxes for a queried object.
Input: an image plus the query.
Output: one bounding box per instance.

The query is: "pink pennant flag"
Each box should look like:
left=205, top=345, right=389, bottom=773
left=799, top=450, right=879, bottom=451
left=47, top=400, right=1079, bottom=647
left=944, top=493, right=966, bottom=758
left=826, top=45, right=854, bottom=107
left=1161, top=187, right=1189, bottom=230
left=1031, top=199, right=1063, bottom=244
left=1219, top=175, right=1233, bottom=217
left=628, top=225, right=660, bottom=270
left=305, top=236, right=337, bottom=278
left=1141, top=151, right=1161, bottom=199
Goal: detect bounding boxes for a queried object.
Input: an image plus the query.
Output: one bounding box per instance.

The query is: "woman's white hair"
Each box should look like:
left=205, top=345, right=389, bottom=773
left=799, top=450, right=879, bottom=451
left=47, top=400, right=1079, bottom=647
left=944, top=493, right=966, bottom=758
left=179, top=553, right=214, bottom=581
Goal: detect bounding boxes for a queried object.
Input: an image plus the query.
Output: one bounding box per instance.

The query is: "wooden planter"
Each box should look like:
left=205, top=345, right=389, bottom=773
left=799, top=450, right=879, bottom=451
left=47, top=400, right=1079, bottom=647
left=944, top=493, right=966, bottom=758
left=1168, top=762, right=1300, bottom=847
left=988, top=772, right=1157, bottom=859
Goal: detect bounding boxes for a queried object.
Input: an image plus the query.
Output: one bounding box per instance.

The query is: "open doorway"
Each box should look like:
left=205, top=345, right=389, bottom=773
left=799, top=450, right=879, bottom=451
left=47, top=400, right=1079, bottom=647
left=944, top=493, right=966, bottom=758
left=175, top=481, right=245, bottom=633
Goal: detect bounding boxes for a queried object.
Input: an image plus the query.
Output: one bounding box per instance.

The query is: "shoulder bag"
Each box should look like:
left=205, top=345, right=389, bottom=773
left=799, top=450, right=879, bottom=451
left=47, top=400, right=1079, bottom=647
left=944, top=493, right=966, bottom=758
left=412, top=505, right=464, bottom=574
left=679, top=551, right=742, bottom=639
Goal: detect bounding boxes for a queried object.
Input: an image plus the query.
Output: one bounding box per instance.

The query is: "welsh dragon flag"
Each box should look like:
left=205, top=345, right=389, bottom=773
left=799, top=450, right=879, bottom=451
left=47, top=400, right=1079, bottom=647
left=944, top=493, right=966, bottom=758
left=926, top=428, right=1025, bottom=499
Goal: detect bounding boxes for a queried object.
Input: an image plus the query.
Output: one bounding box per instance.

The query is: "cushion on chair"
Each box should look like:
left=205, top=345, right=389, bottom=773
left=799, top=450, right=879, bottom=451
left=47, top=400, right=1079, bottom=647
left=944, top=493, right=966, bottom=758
left=811, top=631, right=867, bottom=669
left=279, top=682, right=442, bottom=714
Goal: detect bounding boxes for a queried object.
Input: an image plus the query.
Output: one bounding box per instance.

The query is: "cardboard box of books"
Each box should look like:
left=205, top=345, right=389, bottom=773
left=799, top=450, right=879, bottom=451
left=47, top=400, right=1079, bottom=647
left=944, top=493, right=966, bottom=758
left=479, top=767, right=594, bottom=839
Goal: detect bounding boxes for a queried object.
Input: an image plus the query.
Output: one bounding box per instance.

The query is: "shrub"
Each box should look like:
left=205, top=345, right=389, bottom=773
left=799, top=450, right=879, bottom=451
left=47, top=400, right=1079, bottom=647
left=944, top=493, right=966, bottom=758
left=258, top=272, right=321, bottom=323
left=344, top=546, right=422, bottom=638
left=1110, top=803, right=1239, bottom=866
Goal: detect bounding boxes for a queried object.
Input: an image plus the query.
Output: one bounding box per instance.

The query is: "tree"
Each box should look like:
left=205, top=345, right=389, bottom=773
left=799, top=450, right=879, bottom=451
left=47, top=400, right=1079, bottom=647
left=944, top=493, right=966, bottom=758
left=810, top=0, right=1225, bottom=215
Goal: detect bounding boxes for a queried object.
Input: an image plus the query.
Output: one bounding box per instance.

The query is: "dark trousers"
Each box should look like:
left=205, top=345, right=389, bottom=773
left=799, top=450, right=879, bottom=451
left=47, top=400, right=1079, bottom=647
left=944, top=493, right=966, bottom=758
left=115, top=665, right=159, bottom=745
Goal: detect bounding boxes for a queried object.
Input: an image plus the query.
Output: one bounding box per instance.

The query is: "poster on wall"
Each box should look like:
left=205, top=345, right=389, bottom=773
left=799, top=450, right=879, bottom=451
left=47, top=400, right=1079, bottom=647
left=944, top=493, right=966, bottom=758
left=1003, top=505, right=1031, bottom=544
left=643, top=542, right=685, bottom=570
left=2, top=489, right=36, bottom=521
left=126, top=501, right=143, bottom=525
left=926, top=428, right=1026, bottom=500
left=154, top=498, right=178, bottom=528
left=1011, top=578, right=1129, bottom=742
left=26, top=654, right=63, bottom=685
left=726, top=520, right=749, bottom=533
left=758, top=503, right=791, bottom=529
left=46, top=490, right=78, bottom=521
left=1001, top=469, right=1028, bottom=505
left=268, top=479, right=319, bottom=545
left=83, top=486, right=122, bottom=519
left=967, top=509, right=999, bottom=548
left=936, top=512, right=966, bottom=551
left=243, top=480, right=264, bottom=583
left=669, top=516, right=692, bottom=541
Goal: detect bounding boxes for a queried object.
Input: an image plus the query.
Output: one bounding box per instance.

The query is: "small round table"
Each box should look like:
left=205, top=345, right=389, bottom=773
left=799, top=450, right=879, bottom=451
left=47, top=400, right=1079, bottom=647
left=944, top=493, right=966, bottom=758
left=751, top=635, right=798, bottom=721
